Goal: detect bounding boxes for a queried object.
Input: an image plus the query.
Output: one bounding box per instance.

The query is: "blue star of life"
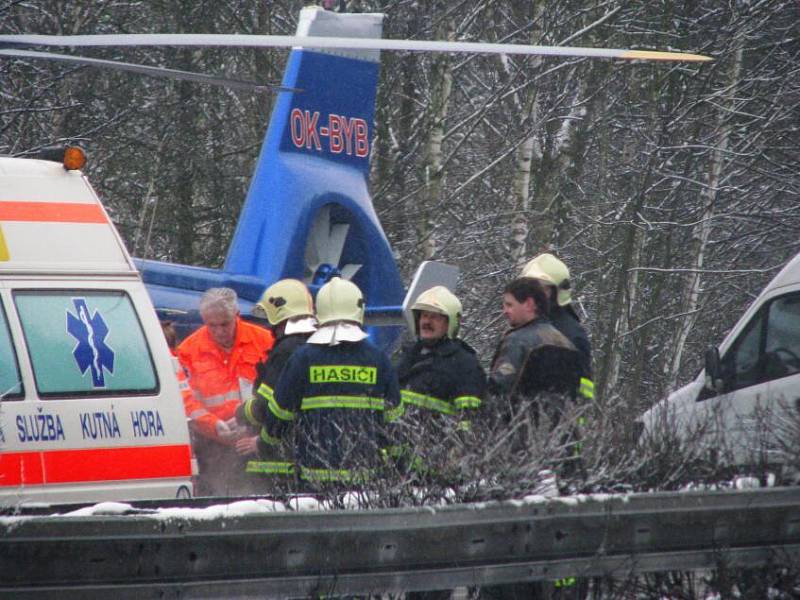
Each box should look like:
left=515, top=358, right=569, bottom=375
left=67, top=298, right=115, bottom=387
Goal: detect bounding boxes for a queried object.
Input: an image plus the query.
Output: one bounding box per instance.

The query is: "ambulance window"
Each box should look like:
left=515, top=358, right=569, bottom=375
left=14, top=290, right=158, bottom=397
left=0, top=300, right=23, bottom=399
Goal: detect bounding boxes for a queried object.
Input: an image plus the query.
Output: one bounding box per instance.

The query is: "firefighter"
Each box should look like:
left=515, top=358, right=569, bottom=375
left=483, top=278, right=583, bottom=599
left=488, top=276, right=583, bottom=443
left=489, top=277, right=578, bottom=399
left=266, top=277, right=401, bottom=489
left=177, top=287, right=274, bottom=496
left=236, top=279, right=317, bottom=483
left=396, top=286, right=485, bottom=476
left=520, top=253, right=594, bottom=402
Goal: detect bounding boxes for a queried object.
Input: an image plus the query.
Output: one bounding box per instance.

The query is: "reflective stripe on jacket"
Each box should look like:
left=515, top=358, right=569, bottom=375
left=177, top=318, right=273, bottom=442
left=170, top=354, right=217, bottom=437
left=396, top=337, right=486, bottom=424
left=266, top=339, right=400, bottom=481
left=236, top=332, right=308, bottom=462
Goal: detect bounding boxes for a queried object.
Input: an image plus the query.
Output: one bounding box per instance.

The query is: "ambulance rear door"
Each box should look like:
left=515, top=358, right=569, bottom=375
left=0, top=276, right=193, bottom=505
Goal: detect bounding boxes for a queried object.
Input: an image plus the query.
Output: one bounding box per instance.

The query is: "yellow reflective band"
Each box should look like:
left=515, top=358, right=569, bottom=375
left=579, top=377, right=595, bottom=400
left=300, top=466, right=372, bottom=483
left=243, top=398, right=260, bottom=427
left=246, top=460, right=294, bottom=475
left=0, top=225, right=8, bottom=261
left=401, top=390, right=455, bottom=415
left=384, top=402, right=405, bottom=423
left=454, top=395, right=482, bottom=410
left=257, top=382, right=274, bottom=402
left=309, top=365, right=377, bottom=385
left=554, top=577, right=577, bottom=588
left=260, top=427, right=282, bottom=446
left=268, top=395, right=295, bottom=421
left=301, top=395, right=384, bottom=411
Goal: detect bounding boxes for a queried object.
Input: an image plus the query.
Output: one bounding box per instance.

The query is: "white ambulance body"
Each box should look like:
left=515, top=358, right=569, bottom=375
left=640, top=252, right=800, bottom=473
left=0, top=152, right=194, bottom=505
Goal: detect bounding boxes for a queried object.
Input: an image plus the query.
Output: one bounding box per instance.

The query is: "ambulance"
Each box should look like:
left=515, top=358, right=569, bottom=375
left=0, top=147, right=194, bottom=506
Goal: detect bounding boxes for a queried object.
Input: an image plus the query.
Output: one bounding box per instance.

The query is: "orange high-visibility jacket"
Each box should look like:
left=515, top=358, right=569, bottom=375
left=177, top=318, right=274, bottom=442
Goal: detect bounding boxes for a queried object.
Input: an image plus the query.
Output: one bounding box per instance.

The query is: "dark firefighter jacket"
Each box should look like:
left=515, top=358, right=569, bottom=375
left=265, top=339, right=401, bottom=484
left=396, top=337, right=486, bottom=423
left=549, top=305, right=594, bottom=401
left=236, top=331, right=310, bottom=474
left=489, top=316, right=580, bottom=400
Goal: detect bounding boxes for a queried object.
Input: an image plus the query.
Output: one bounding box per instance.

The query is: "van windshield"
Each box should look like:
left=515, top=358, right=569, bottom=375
left=14, top=290, right=158, bottom=397
left=0, top=298, right=23, bottom=399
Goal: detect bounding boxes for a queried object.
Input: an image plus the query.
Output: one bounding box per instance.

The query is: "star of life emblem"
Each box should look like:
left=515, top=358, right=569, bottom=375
left=67, top=298, right=115, bottom=387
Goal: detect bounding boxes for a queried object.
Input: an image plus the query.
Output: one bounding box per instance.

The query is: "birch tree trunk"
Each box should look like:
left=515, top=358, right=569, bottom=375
left=664, top=45, right=744, bottom=390
left=509, top=103, right=541, bottom=268
left=416, top=15, right=454, bottom=262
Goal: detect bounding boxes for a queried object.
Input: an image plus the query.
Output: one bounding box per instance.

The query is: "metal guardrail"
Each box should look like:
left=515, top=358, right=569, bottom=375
left=2, top=487, right=800, bottom=599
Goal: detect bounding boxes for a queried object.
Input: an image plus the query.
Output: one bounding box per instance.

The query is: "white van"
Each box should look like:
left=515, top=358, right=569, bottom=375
left=640, top=252, right=800, bottom=474
left=0, top=148, right=194, bottom=506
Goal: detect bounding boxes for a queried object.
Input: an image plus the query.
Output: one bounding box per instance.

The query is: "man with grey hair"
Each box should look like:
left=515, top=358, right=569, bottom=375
left=178, top=287, right=274, bottom=495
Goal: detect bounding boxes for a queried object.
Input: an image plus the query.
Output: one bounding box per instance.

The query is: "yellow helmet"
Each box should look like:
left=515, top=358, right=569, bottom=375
left=253, top=279, right=314, bottom=326
left=520, top=253, right=572, bottom=306
left=411, top=286, right=462, bottom=338
left=315, top=277, right=365, bottom=326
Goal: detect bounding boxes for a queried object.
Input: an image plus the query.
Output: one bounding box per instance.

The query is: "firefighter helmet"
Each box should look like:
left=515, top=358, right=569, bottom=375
left=520, top=253, right=572, bottom=306
left=411, top=286, right=462, bottom=338
left=316, top=277, right=365, bottom=326
left=253, top=278, right=314, bottom=325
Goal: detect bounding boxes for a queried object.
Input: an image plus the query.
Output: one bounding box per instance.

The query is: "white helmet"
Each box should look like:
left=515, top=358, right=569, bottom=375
left=411, top=286, right=462, bottom=338
left=315, top=277, right=365, bottom=326
left=253, top=279, right=314, bottom=326
left=520, top=253, right=572, bottom=307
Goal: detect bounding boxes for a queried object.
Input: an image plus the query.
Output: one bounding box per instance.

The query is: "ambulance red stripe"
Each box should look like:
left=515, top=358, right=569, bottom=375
left=0, top=201, right=108, bottom=223
left=0, top=445, right=192, bottom=486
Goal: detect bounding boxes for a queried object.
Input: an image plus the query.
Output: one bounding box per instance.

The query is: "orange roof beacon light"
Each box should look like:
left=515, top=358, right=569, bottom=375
left=35, top=144, right=87, bottom=170
left=63, top=145, right=87, bottom=170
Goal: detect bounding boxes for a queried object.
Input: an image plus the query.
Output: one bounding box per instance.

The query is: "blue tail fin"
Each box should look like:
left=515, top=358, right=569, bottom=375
left=136, top=8, right=405, bottom=349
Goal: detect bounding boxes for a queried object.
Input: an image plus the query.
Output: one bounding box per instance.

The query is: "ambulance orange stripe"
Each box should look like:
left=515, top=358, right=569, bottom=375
left=0, top=445, right=192, bottom=486
left=0, top=201, right=108, bottom=223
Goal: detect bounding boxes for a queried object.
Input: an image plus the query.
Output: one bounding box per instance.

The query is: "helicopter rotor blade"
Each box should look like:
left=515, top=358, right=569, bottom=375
left=0, top=33, right=712, bottom=62
left=0, top=48, right=298, bottom=93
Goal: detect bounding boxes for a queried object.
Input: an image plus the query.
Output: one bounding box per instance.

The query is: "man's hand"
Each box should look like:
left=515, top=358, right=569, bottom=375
left=215, top=419, right=239, bottom=442
left=235, top=435, right=259, bottom=456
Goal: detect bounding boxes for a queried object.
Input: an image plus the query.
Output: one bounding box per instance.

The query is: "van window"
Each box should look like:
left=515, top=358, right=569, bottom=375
left=14, top=290, right=158, bottom=397
left=0, top=299, right=23, bottom=399
left=721, top=308, right=765, bottom=392
left=719, top=292, right=800, bottom=394
left=763, top=295, right=800, bottom=380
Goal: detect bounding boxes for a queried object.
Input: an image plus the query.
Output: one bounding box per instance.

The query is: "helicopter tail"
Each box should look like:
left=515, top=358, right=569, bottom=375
left=137, top=8, right=406, bottom=349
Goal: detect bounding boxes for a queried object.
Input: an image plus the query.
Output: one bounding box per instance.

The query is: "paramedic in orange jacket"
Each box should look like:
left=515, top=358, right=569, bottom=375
left=177, top=287, right=274, bottom=496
